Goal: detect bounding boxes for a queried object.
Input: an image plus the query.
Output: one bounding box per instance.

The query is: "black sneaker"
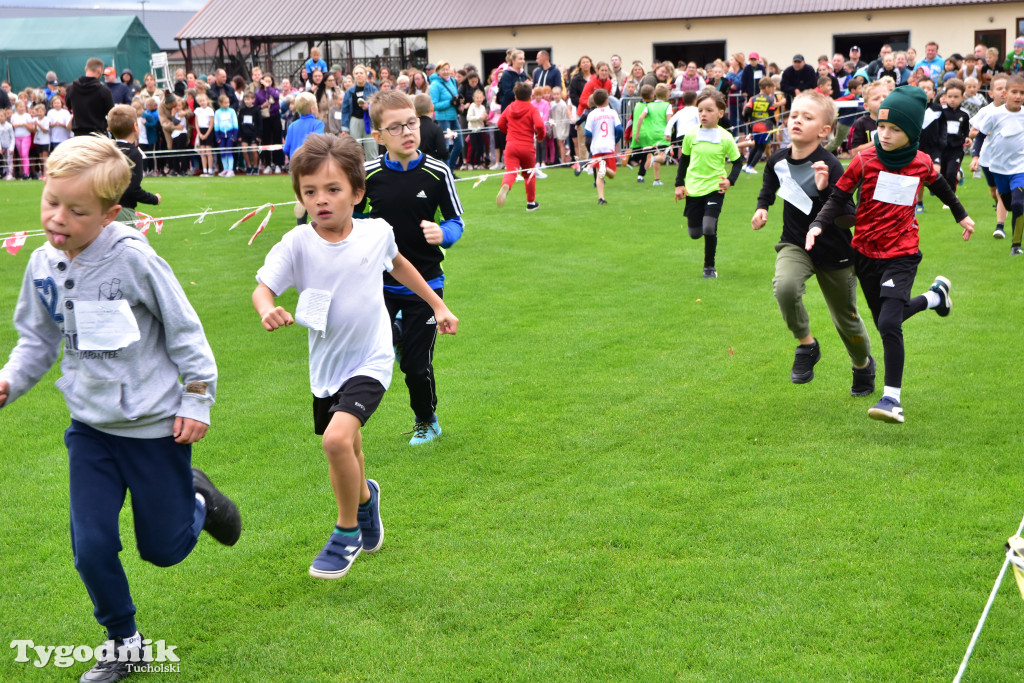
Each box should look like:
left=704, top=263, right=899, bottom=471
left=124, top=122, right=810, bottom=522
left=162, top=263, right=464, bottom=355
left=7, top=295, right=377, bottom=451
left=526, top=202, right=540, bottom=211
left=79, top=634, right=143, bottom=683
left=192, top=468, right=241, bottom=546
left=702, top=266, right=717, bottom=279
left=597, top=198, right=607, bottom=205
left=791, top=340, right=821, bottom=384
left=851, top=356, right=876, bottom=397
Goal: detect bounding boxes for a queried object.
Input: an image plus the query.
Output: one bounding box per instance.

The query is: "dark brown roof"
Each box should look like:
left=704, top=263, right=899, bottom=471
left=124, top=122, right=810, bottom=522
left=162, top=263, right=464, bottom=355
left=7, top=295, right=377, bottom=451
left=177, top=0, right=1010, bottom=40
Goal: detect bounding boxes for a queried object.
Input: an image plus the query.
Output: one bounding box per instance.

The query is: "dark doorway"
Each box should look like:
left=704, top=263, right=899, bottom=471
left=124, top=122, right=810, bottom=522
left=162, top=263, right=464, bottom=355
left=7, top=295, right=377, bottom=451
left=653, top=41, right=727, bottom=70
left=834, top=32, right=910, bottom=63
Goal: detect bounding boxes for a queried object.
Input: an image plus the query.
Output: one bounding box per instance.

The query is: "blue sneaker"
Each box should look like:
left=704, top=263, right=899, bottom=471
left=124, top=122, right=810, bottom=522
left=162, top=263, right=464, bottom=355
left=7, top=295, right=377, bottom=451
left=409, top=417, right=442, bottom=445
left=358, top=479, right=384, bottom=553
left=309, top=530, right=362, bottom=579
left=928, top=276, right=951, bottom=317
left=915, top=202, right=925, bottom=214
left=868, top=396, right=905, bottom=423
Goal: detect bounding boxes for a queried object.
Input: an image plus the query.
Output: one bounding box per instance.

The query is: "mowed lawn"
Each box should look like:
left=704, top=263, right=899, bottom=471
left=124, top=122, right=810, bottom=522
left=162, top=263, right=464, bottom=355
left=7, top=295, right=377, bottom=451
left=0, top=159, right=1021, bottom=682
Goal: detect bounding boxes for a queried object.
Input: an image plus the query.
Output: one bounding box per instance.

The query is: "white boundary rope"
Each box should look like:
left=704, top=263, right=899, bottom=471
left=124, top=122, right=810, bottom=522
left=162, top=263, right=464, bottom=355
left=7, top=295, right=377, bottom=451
left=952, top=511, right=1024, bottom=683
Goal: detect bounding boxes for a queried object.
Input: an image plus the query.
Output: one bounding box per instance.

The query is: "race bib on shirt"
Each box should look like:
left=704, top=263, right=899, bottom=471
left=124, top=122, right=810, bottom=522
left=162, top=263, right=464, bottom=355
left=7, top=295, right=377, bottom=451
left=242, top=115, right=253, bottom=125
left=873, top=171, right=920, bottom=206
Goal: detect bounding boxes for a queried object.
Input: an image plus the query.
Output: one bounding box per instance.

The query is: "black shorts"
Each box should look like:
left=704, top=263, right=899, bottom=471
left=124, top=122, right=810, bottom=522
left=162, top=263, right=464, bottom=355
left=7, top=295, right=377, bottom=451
left=240, top=133, right=259, bottom=144
left=684, top=192, right=725, bottom=227
left=312, top=375, right=386, bottom=435
left=198, top=127, right=213, bottom=147
left=855, top=250, right=922, bottom=311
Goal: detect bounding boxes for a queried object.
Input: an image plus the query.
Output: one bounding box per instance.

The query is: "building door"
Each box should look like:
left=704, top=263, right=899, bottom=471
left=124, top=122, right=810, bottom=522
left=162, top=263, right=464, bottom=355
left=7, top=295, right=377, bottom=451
left=653, top=41, right=726, bottom=70
left=975, top=28, right=1006, bottom=64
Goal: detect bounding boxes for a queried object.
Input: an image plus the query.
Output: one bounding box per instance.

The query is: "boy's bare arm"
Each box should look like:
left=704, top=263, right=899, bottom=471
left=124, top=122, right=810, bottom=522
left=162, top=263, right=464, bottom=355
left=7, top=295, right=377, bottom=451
left=389, top=254, right=458, bottom=335
left=253, top=282, right=294, bottom=330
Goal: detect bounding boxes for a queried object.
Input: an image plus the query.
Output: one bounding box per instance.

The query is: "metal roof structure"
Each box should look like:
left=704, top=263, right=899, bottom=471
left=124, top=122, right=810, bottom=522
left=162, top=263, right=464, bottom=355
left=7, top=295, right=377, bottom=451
left=0, top=6, right=193, bottom=51
left=177, top=0, right=1010, bottom=39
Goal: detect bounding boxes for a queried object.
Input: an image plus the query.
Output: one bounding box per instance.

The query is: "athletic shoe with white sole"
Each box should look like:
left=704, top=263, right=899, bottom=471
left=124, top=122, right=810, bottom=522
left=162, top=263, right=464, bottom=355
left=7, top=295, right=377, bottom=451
left=79, top=634, right=144, bottom=683
left=1012, top=245, right=1024, bottom=256
left=702, top=266, right=717, bottom=279
left=652, top=179, right=663, bottom=186
left=993, top=226, right=1006, bottom=239
left=868, top=396, right=905, bottom=423
left=929, top=276, right=951, bottom=317
left=357, top=479, right=384, bottom=552
left=526, top=201, right=540, bottom=211
left=309, top=531, right=362, bottom=579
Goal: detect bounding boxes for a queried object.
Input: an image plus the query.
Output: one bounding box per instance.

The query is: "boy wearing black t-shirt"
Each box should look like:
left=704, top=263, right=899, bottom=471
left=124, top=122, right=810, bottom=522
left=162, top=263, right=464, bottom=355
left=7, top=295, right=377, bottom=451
left=356, top=91, right=465, bottom=445
left=751, top=91, right=874, bottom=395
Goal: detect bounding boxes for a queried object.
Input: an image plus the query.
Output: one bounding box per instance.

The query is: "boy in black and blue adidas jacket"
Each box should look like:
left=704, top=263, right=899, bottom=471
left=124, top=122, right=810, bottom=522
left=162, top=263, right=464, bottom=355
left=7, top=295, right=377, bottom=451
left=355, top=90, right=465, bottom=446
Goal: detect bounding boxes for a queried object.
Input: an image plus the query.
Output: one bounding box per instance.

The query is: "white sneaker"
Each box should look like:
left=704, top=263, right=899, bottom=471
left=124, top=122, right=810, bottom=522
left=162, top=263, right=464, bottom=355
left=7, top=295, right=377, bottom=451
left=262, top=166, right=272, bottom=174
left=652, top=179, right=663, bottom=186
left=534, top=170, right=548, bottom=179
left=597, top=160, right=607, bottom=180
left=274, top=165, right=282, bottom=174
left=583, top=165, right=593, bottom=175
left=742, top=165, right=757, bottom=174
left=225, top=170, right=235, bottom=177
left=490, top=161, right=502, bottom=170
left=217, top=170, right=226, bottom=177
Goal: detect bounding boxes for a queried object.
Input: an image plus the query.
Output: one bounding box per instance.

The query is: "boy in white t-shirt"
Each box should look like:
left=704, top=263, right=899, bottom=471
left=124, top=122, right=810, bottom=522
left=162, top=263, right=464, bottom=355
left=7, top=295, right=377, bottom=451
left=252, top=133, right=458, bottom=581
left=31, top=103, right=50, bottom=178
left=974, top=74, right=1024, bottom=254
left=46, top=95, right=72, bottom=149
left=583, top=88, right=622, bottom=205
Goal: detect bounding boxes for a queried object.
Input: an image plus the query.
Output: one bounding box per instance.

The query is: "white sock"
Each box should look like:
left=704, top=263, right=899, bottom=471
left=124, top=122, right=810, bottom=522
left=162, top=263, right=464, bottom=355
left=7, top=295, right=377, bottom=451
left=883, top=385, right=901, bottom=402
left=122, top=632, right=142, bottom=649
left=923, top=290, right=941, bottom=309
left=195, top=492, right=206, bottom=507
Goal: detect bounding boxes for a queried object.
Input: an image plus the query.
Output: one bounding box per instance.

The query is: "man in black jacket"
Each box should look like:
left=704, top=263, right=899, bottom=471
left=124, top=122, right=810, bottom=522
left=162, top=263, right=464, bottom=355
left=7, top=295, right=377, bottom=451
left=67, top=58, right=114, bottom=136
left=780, top=54, right=818, bottom=107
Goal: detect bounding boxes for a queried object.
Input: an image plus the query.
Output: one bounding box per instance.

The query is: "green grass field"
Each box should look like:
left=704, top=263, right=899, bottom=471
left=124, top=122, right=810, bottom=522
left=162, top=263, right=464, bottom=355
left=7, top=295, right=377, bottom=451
left=0, top=161, right=1021, bottom=681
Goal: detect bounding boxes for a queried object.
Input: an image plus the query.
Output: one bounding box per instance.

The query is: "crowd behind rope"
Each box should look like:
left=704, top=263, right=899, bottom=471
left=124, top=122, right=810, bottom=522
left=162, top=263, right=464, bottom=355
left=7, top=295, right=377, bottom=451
left=1, top=38, right=1021, bottom=180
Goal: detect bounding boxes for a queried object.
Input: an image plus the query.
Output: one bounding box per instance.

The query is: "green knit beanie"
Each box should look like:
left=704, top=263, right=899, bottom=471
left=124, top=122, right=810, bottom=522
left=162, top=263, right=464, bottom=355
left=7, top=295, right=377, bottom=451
left=874, top=85, right=927, bottom=170
left=877, top=85, right=926, bottom=142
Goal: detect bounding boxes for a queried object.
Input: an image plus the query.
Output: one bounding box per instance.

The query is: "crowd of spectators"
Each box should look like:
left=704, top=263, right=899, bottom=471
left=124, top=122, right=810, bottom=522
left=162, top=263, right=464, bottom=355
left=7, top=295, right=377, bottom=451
left=2, top=38, right=1020, bottom=179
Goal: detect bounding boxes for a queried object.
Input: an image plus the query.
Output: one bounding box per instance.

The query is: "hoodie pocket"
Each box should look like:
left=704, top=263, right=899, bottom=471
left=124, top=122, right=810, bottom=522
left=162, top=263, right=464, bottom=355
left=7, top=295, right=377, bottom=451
left=57, top=374, right=132, bottom=425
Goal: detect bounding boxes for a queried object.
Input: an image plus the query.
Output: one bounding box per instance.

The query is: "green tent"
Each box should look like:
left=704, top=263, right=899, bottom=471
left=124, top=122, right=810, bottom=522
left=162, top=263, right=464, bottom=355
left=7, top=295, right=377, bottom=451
left=0, top=15, right=161, bottom=91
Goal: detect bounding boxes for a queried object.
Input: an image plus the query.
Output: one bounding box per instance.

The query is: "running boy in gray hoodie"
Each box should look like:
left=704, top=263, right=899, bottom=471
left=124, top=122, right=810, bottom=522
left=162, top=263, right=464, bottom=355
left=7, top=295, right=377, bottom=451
left=0, top=135, right=241, bottom=683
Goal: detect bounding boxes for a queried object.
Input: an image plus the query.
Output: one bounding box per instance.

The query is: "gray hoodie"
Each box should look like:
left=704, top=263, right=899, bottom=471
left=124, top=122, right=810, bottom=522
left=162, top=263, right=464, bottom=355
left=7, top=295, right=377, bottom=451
left=0, top=222, right=216, bottom=438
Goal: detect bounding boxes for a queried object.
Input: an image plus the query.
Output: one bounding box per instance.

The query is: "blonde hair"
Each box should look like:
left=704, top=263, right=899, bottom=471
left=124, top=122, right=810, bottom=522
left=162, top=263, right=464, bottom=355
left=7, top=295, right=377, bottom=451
left=295, top=91, right=317, bottom=115
left=792, top=90, right=836, bottom=128
left=876, top=75, right=896, bottom=93
left=46, top=136, right=131, bottom=209
left=863, top=80, right=890, bottom=99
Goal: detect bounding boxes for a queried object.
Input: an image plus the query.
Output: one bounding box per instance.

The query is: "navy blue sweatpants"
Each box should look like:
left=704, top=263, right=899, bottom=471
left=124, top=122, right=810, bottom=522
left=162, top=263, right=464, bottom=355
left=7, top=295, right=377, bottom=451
left=65, top=420, right=205, bottom=639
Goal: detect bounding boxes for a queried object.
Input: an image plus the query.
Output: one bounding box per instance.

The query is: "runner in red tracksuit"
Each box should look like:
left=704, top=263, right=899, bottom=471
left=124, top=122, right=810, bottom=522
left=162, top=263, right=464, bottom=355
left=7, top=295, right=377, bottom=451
left=496, top=82, right=546, bottom=210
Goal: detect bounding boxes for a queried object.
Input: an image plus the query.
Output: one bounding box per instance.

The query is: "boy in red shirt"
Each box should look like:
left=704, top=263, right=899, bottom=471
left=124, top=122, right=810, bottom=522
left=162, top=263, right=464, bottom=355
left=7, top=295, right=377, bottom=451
left=497, top=82, right=546, bottom=211
left=806, top=86, right=974, bottom=423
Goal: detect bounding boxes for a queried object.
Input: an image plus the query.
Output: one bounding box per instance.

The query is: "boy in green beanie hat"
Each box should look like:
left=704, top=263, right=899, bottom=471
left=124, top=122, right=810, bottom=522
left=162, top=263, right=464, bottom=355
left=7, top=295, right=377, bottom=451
left=804, top=85, right=974, bottom=424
